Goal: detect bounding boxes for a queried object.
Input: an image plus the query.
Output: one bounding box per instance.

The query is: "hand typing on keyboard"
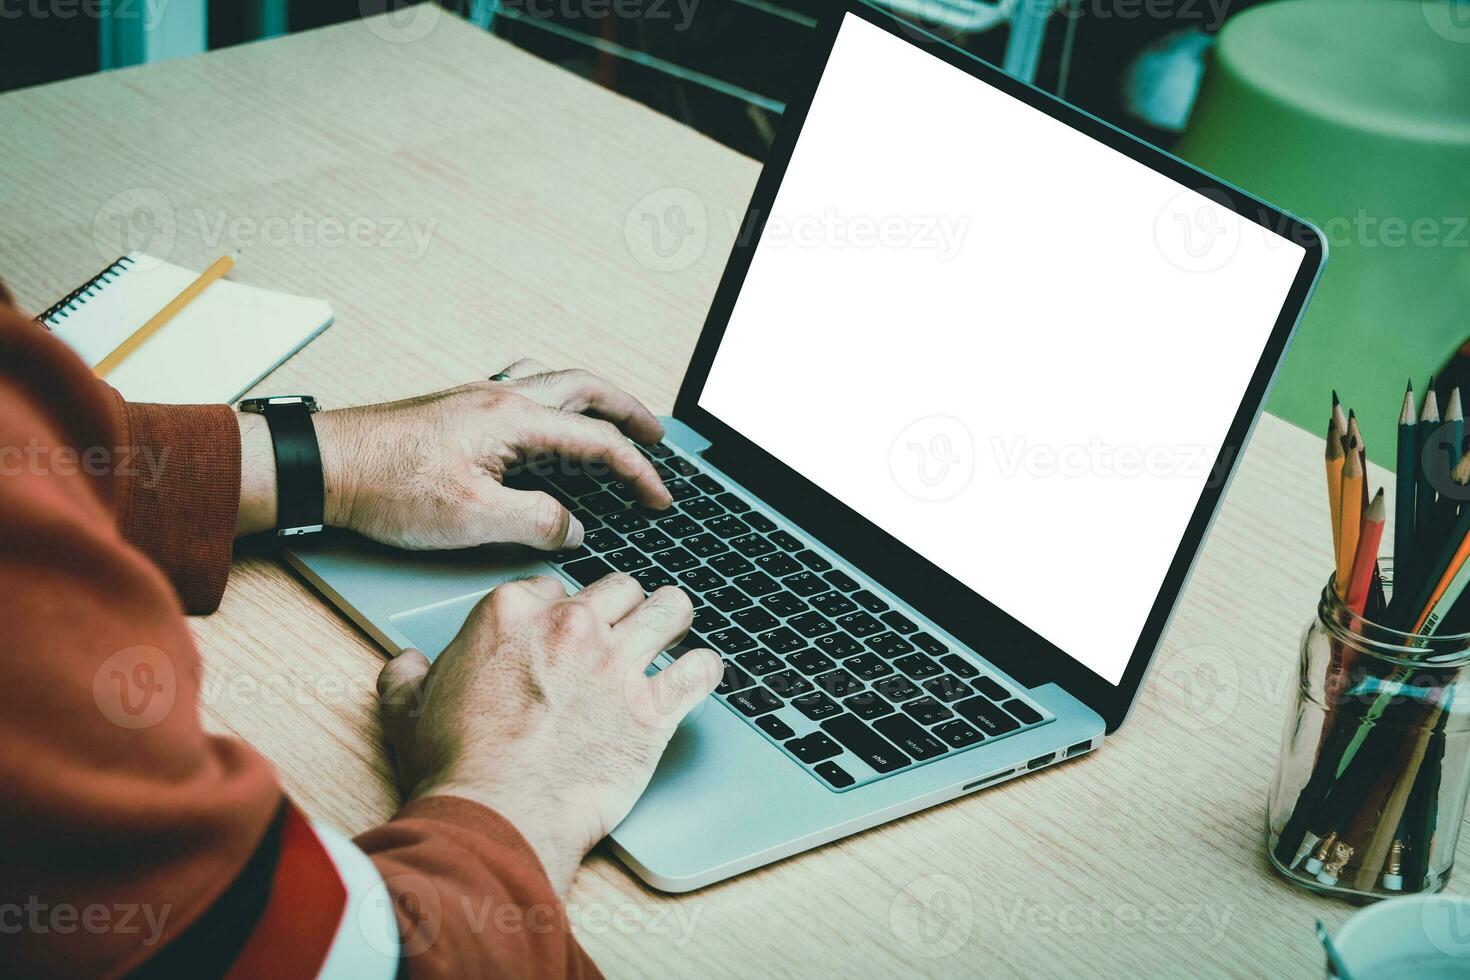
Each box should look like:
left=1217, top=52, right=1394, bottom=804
left=375, top=572, right=720, bottom=895
left=268, top=357, right=672, bottom=549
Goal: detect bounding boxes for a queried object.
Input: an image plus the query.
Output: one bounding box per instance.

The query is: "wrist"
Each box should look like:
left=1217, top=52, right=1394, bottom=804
left=309, top=408, right=360, bottom=530
left=236, top=412, right=277, bottom=536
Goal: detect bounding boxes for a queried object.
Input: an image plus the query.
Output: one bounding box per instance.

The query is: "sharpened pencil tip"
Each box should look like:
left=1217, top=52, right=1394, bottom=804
left=1332, top=389, right=1340, bottom=407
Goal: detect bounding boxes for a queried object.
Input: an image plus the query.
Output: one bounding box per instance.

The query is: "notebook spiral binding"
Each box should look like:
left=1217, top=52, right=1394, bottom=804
left=34, top=255, right=134, bottom=329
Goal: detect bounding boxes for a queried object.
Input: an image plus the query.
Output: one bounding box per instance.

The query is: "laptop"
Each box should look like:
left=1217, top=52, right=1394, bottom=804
left=287, top=2, right=1325, bottom=892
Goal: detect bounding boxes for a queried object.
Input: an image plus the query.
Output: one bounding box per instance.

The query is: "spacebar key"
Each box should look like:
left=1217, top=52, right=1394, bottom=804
left=820, top=714, right=912, bottom=773
left=562, top=556, right=615, bottom=587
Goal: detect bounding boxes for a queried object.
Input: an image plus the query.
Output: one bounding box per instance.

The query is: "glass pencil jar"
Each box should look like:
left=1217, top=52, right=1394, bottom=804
left=1267, top=562, right=1470, bottom=900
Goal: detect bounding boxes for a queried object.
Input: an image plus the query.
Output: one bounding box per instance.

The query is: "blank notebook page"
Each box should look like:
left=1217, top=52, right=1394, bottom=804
left=42, top=253, right=332, bottom=404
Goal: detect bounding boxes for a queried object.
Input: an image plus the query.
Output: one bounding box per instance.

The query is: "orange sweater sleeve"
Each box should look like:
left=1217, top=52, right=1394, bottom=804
left=0, top=292, right=599, bottom=978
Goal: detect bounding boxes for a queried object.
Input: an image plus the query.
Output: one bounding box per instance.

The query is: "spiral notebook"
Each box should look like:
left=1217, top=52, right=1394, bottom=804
left=38, top=253, right=333, bottom=403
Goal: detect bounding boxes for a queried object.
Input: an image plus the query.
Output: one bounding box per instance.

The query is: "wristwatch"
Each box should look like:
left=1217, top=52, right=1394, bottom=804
left=237, top=395, right=325, bottom=537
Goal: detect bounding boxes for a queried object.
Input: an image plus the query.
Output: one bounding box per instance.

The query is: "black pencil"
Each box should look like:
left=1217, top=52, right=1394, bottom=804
left=1395, top=381, right=1416, bottom=569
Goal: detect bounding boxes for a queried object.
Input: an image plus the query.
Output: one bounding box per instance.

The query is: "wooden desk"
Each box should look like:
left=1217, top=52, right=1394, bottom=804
left=2, top=14, right=1461, bottom=977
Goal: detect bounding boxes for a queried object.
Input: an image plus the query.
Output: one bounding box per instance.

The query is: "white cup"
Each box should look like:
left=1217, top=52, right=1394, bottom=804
left=1327, top=894, right=1470, bottom=978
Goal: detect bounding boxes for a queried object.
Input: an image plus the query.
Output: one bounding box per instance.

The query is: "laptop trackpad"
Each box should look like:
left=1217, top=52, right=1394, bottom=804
left=387, top=558, right=565, bottom=660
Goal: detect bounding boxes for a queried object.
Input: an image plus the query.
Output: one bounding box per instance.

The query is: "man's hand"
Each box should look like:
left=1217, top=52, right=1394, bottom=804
left=376, top=574, right=722, bottom=894
left=236, top=359, right=672, bottom=544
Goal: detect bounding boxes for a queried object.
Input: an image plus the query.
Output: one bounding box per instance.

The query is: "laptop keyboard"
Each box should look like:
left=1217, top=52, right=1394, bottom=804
left=508, top=442, right=1050, bottom=792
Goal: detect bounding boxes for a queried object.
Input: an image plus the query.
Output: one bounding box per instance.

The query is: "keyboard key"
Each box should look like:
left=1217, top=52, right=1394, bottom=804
left=768, top=530, right=803, bottom=551
left=873, top=675, right=922, bottom=702
left=787, top=732, right=842, bottom=763
left=792, top=692, right=842, bottom=720
left=584, top=528, right=625, bottom=552
left=692, top=607, right=729, bottom=633
left=913, top=632, right=949, bottom=656
left=692, top=474, right=724, bottom=495
left=813, top=668, right=863, bottom=698
left=707, top=586, right=752, bottom=613
left=735, top=650, right=783, bottom=675
left=790, top=612, right=837, bottom=638
left=894, top=653, right=943, bottom=679
left=814, top=632, right=864, bottom=659
left=716, top=660, right=755, bottom=696
left=645, top=442, right=674, bottom=458
left=954, top=696, right=1021, bottom=736
left=765, top=669, right=813, bottom=699
left=901, top=696, right=953, bottom=726
left=606, top=548, right=651, bottom=572
left=606, top=481, right=639, bottom=503
left=939, top=654, right=978, bottom=678
left=626, top=528, right=673, bottom=552
left=784, top=572, right=828, bottom=597
left=731, top=533, right=776, bottom=557
left=974, top=677, right=1010, bottom=701
left=934, top=720, right=984, bottom=748
left=683, top=496, right=725, bottom=520
left=745, top=513, right=777, bottom=533
left=708, top=628, right=757, bottom=655
left=684, top=533, right=729, bottom=558
left=814, top=760, right=854, bottom=788
left=733, top=571, right=780, bottom=596
left=652, top=462, right=676, bottom=482
left=580, top=491, right=622, bottom=515
left=759, top=626, right=806, bottom=655
left=820, top=715, right=911, bottom=773
left=668, top=456, right=699, bottom=477
left=1002, top=698, right=1043, bottom=725
left=836, top=612, right=883, bottom=637
left=715, top=492, right=750, bottom=513
left=656, top=515, right=701, bottom=538
left=755, top=553, right=803, bottom=577
left=728, top=686, right=782, bottom=717
left=843, top=691, right=895, bottom=720
left=922, top=675, right=973, bottom=703
left=664, top=479, right=699, bottom=502
left=846, top=653, right=894, bottom=680
left=755, top=715, right=794, bottom=740
left=563, top=556, right=614, bottom=586
left=761, top=592, right=808, bottom=617
left=852, top=589, right=889, bottom=614
left=874, top=715, right=948, bottom=760
left=731, top=607, right=779, bottom=634
left=810, top=591, right=858, bottom=617
left=788, top=648, right=835, bottom=675
left=631, top=568, right=676, bottom=592
left=548, top=470, right=599, bottom=496
left=706, top=514, right=751, bottom=539
left=552, top=545, right=590, bottom=564
left=868, top=632, right=916, bottom=658
left=655, top=547, right=699, bottom=572
left=603, top=509, right=648, bottom=534
left=708, top=553, right=754, bottom=577
left=679, top=568, right=725, bottom=592
left=795, top=550, right=832, bottom=571
left=823, top=570, right=859, bottom=592
left=880, top=611, right=918, bottom=634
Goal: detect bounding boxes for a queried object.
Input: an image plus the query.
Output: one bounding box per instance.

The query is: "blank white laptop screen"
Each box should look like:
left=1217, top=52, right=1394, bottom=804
left=699, top=13, right=1306, bottom=684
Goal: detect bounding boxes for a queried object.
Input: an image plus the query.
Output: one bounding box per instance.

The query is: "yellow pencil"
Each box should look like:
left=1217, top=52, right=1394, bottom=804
left=94, top=255, right=234, bottom=378
left=1326, top=419, right=1345, bottom=558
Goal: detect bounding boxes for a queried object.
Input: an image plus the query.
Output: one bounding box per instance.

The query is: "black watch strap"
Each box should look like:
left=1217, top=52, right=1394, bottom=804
left=238, top=396, right=325, bottom=536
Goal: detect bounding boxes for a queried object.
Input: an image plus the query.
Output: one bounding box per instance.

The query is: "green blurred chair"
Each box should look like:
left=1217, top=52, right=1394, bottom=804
left=1174, top=0, right=1470, bottom=464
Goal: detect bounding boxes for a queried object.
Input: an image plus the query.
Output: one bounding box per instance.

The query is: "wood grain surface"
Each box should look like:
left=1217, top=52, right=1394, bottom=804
left=1, top=13, right=1460, bottom=977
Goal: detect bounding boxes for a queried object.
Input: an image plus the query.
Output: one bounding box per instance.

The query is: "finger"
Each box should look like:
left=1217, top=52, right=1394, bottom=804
left=650, top=646, right=722, bottom=718
left=494, top=357, right=551, bottom=381
left=520, top=409, right=671, bottom=508
left=611, top=586, right=694, bottom=669
left=505, top=574, right=569, bottom=600
left=571, top=572, right=646, bottom=624
left=483, top=485, right=585, bottom=550
left=377, top=647, right=432, bottom=745
left=515, top=369, right=665, bottom=444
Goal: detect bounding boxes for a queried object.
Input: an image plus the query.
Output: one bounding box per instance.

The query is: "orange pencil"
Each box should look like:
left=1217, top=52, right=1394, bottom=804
left=94, top=255, right=234, bottom=378
left=1348, top=411, right=1369, bottom=511
left=1345, top=489, right=1386, bottom=614
left=1337, top=433, right=1365, bottom=599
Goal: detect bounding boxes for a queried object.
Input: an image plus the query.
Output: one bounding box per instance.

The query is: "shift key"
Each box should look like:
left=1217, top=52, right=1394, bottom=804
left=820, top=714, right=911, bottom=773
